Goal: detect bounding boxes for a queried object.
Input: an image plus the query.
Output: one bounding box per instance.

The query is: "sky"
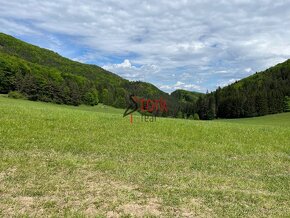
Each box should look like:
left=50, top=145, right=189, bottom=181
left=1, top=0, right=290, bottom=93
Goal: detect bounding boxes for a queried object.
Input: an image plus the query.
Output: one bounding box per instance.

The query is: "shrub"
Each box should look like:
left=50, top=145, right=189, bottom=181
left=83, top=90, right=99, bottom=106
left=8, top=91, right=25, bottom=99
left=177, top=111, right=183, bottom=119
left=193, top=113, right=200, bottom=120
left=284, top=96, right=290, bottom=112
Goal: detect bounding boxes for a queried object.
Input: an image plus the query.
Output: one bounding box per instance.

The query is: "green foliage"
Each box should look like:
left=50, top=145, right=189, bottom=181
left=102, top=89, right=114, bottom=105
left=171, top=89, right=204, bottom=103
left=83, top=89, right=99, bottom=106
left=197, top=60, right=290, bottom=119
left=284, top=96, right=290, bottom=112
left=8, top=91, right=25, bottom=99
left=171, top=89, right=204, bottom=119
left=113, top=96, right=126, bottom=108
left=176, top=111, right=183, bottom=119
left=188, top=115, right=194, bottom=120
left=0, top=33, right=180, bottom=117
left=193, top=113, right=200, bottom=120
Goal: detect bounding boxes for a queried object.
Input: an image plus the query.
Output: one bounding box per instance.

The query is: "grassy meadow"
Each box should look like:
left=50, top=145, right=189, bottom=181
left=0, top=95, right=289, bottom=217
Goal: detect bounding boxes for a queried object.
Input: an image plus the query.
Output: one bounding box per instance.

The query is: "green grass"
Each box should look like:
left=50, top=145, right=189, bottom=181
left=0, top=96, right=289, bottom=217
left=217, top=112, right=290, bottom=127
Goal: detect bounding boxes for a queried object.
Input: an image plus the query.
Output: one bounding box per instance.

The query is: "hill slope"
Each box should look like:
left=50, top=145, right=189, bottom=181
left=0, top=33, right=123, bottom=85
left=0, top=33, right=179, bottom=116
left=196, top=60, right=290, bottom=119
left=171, top=89, right=204, bottom=103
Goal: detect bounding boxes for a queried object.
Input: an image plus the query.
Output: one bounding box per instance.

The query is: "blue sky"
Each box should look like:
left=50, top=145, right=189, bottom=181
left=1, top=0, right=290, bottom=93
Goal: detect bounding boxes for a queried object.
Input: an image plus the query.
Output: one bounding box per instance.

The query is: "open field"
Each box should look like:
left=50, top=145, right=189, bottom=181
left=217, top=112, right=290, bottom=127
left=0, top=95, right=289, bottom=217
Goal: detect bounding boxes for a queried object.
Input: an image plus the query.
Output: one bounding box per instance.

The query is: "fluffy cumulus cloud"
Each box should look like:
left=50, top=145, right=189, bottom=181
left=160, top=81, right=203, bottom=93
left=103, top=59, right=160, bottom=80
left=1, top=0, right=290, bottom=92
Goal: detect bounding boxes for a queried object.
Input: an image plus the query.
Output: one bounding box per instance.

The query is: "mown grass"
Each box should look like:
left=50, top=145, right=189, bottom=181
left=0, top=96, right=289, bottom=217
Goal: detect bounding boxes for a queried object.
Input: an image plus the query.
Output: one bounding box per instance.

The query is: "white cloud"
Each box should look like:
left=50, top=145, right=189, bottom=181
left=0, top=18, right=37, bottom=35
left=160, top=81, right=203, bottom=93
left=216, top=78, right=238, bottom=88
left=1, top=0, right=290, bottom=92
left=103, top=59, right=160, bottom=81
left=104, top=59, right=132, bottom=69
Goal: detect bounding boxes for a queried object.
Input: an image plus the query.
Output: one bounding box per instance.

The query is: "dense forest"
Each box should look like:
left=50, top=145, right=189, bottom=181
left=1, top=32, right=290, bottom=120
left=195, top=61, right=290, bottom=119
left=170, top=89, right=204, bottom=119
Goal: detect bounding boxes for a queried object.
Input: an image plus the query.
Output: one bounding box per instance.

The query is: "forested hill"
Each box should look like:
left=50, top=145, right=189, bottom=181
left=196, top=60, right=290, bottom=119
left=0, top=33, right=180, bottom=116
left=0, top=33, right=123, bottom=84
left=171, top=89, right=204, bottom=103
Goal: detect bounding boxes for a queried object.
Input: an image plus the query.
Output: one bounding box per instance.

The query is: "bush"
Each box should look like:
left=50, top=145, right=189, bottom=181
left=113, top=96, right=126, bottom=108
left=284, top=96, right=290, bottom=112
left=8, top=91, right=25, bottom=99
left=83, top=90, right=99, bottom=106
left=193, top=113, right=200, bottom=120
left=177, top=111, right=183, bottom=119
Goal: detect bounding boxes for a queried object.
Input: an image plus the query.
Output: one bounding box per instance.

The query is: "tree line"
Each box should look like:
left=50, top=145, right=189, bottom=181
left=0, top=51, right=180, bottom=117
left=0, top=32, right=185, bottom=117
left=1, top=32, right=290, bottom=120
left=195, top=61, right=290, bottom=119
left=2, top=51, right=289, bottom=120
